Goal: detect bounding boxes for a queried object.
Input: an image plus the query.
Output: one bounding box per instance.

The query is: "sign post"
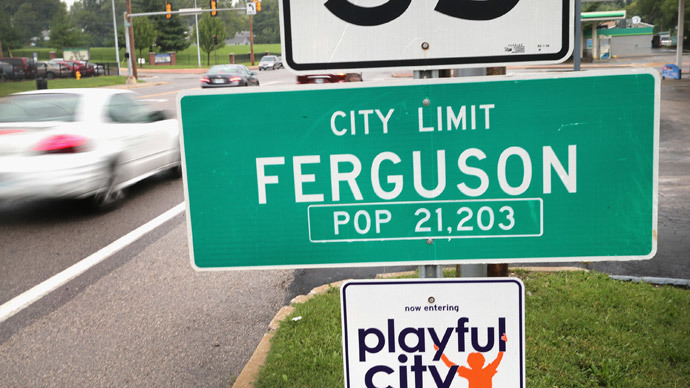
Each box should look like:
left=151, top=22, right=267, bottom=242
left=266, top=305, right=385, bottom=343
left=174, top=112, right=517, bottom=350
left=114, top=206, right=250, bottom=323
left=178, top=69, right=659, bottom=270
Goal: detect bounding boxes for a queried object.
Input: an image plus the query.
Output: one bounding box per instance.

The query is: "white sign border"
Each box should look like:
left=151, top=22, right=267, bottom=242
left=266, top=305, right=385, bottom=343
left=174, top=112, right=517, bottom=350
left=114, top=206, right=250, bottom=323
left=279, top=0, right=574, bottom=74
left=340, top=278, right=526, bottom=388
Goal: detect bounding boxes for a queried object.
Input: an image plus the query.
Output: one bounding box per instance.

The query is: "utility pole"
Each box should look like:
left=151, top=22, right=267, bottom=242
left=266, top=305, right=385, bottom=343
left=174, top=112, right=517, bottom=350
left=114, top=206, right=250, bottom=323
left=249, top=15, right=255, bottom=65
left=195, top=0, right=201, bottom=68
left=125, top=0, right=138, bottom=80
left=678, top=0, right=685, bottom=74
left=111, top=0, right=121, bottom=75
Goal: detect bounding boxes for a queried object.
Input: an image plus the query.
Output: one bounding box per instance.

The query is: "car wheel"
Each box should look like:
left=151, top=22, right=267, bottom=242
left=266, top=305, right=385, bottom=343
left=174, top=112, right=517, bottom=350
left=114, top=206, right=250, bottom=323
left=89, top=166, right=126, bottom=211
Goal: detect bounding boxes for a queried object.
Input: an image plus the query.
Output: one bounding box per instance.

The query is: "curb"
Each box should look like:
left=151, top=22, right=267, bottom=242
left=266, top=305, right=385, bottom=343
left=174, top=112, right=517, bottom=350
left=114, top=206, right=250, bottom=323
left=232, top=279, right=351, bottom=387
left=102, top=81, right=170, bottom=90
left=231, top=266, right=589, bottom=387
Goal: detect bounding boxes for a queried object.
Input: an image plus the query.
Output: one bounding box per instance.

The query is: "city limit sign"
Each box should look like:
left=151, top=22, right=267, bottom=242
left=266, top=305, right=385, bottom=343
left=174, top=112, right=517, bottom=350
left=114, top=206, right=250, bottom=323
left=279, top=0, right=574, bottom=72
left=178, top=70, right=659, bottom=270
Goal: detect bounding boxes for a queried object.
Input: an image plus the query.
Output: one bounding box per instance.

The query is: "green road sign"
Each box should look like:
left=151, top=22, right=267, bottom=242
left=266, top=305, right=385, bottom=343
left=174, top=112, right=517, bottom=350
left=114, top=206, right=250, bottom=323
left=178, top=69, right=658, bottom=270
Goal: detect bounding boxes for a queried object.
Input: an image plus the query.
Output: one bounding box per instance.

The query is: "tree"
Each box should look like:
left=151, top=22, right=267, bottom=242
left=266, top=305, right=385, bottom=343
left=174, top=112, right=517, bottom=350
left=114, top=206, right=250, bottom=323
left=221, top=8, right=247, bottom=42
left=0, top=7, right=22, bottom=56
left=156, top=14, right=192, bottom=52
left=49, top=3, right=83, bottom=50
left=133, top=16, right=156, bottom=60
left=71, top=0, right=127, bottom=47
left=252, top=0, right=279, bottom=44
left=627, top=0, right=689, bottom=45
left=9, top=0, right=62, bottom=45
left=133, top=0, right=192, bottom=52
left=198, top=13, right=227, bottom=65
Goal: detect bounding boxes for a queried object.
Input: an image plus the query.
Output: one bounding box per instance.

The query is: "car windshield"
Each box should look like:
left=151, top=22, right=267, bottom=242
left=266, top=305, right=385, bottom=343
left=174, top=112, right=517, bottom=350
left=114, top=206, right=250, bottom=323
left=261, top=56, right=276, bottom=62
left=0, top=93, right=80, bottom=122
left=208, top=65, right=243, bottom=75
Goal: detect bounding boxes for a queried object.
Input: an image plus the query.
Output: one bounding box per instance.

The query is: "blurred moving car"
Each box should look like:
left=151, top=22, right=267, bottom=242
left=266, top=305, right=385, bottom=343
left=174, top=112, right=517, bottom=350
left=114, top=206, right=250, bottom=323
left=0, top=89, right=181, bottom=210
left=200, top=65, right=259, bottom=88
left=296, top=73, right=363, bottom=84
left=258, top=55, right=283, bottom=71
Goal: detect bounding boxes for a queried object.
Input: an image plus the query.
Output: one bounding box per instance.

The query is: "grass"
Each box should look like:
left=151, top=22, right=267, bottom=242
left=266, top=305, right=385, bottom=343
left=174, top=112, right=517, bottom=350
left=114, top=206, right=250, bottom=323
left=9, top=44, right=282, bottom=66
left=254, top=270, right=690, bottom=388
left=0, top=76, right=132, bottom=97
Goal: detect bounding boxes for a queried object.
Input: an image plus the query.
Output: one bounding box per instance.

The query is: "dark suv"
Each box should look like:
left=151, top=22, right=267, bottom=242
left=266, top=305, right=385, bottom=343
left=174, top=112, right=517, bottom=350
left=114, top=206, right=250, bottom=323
left=2, top=58, right=37, bottom=79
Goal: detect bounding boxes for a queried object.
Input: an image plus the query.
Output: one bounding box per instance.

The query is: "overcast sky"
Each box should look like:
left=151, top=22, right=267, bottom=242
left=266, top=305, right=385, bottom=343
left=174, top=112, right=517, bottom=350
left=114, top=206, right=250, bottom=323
left=61, top=0, right=76, bottom=9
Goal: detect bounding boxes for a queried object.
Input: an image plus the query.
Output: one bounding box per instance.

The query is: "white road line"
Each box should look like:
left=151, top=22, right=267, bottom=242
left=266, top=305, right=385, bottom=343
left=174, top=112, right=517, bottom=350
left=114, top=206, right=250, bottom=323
left=140, top=98, right=169, bottom=103
left=261, top=81, right=289, bottom=86
left=0, top=202, right=185, bottom=324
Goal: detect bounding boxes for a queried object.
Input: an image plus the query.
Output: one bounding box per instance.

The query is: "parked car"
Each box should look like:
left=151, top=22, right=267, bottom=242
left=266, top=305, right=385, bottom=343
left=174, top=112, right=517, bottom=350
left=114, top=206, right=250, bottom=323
left=63, top=60, right=92, bottom=76
left=35, top=61, right=71, bottom=79
left=0, top=89, right=181, bottom=210
left=0, top=61, right=21, bottom=81
left=1, top=58, right=37, bottom=79
left=200, top=64, right=260, bottom=88
left=258, top=55, right=283, bottom=70
left=296, top=73, right=363, bottom=84
left=57, top=61, right=87, bottom=77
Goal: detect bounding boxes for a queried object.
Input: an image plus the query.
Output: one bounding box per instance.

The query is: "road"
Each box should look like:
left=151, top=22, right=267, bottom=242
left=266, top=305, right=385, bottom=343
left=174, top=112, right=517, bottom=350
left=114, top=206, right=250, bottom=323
left=0, top=62, right=688, bottom=386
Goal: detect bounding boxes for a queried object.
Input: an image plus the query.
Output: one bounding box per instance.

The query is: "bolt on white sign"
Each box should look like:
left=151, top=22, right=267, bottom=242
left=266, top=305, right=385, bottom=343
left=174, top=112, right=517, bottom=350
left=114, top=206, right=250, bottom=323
left=341, top=279, right=525, bottom=387
left=280, top=0, right=573, bottom=72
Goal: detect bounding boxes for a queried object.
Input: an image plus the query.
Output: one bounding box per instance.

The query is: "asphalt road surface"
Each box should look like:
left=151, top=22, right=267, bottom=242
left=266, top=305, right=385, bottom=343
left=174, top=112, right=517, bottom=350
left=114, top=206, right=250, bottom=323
left=0, top=61, right=688, bottom=386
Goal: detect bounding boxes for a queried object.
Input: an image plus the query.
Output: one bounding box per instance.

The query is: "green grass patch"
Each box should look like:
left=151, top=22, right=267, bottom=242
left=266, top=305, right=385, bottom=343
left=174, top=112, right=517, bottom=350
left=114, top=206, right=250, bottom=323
left=10, top=45, right=281, bottom=66
left=254, top=271, right=690, bottom=388
left=0, top=76, right=132, bottom=97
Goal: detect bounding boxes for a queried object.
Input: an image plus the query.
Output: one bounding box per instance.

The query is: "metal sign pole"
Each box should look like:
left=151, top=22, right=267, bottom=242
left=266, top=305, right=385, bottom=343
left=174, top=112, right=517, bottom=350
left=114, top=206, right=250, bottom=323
left=195, top=0, right=201, bottom=68
left=574, top=0, right=581, bottom=71
left=415, top=69, right=449, bottom=279
left=111, top=0, right=121, bottom=75
left=678, top=0, right=685, bottom=75
left=123, top=12, right=133, bottom=77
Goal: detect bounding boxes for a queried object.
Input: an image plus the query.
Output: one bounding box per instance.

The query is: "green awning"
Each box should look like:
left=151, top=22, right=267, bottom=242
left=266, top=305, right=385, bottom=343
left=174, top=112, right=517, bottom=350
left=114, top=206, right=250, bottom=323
left=582, top=11, right=626, bottom=21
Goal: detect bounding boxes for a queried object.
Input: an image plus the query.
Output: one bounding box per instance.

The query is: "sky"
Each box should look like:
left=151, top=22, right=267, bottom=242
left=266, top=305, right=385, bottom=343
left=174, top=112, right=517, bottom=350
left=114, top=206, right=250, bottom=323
left=61, top=0, right=77, bottom=9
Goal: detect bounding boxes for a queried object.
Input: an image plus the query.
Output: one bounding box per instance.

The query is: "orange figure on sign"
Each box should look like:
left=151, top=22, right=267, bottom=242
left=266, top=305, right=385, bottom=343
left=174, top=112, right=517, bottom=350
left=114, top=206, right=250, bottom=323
left=435, top=333, right=507, bottom=388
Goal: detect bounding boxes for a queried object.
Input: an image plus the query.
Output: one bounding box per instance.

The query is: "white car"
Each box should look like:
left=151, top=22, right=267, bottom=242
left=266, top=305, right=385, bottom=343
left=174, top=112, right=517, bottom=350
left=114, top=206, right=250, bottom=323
left=0, top=89, right=181, bottom=210
left=258, top=55, right=282, bottom=71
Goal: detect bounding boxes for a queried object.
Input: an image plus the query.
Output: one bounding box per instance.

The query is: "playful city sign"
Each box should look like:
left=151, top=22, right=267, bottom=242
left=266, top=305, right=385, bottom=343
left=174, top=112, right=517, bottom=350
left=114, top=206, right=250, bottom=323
left=340, top=279, right=525, bottom=387
left=279, top=0, right=574, bottom=72
left=178, top=69, right=658, bottom=270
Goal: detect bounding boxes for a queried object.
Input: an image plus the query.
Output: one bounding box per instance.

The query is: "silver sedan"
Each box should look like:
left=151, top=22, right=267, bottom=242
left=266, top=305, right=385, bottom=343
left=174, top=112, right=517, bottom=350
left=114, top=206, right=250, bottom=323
left=0, top=88, right=181, bottom=210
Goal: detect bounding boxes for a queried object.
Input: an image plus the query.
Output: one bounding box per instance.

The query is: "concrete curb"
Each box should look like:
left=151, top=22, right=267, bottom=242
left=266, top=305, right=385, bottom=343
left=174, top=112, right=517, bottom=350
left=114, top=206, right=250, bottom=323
left=102, top=81, right=170, bottom=90
left=232, top=279, right=351, bottom=387
left=231, top=266, right=591, bottom=387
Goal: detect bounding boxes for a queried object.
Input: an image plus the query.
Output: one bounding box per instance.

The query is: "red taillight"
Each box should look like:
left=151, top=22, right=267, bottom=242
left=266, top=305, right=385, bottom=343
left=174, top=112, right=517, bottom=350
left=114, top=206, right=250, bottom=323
left=0, top=129, right=26, bottom=135
left=200, top=77, right=210, bottom=83
left=229, top=76, right=242, bottom=82
left=33, top=134, right=88, bottom=153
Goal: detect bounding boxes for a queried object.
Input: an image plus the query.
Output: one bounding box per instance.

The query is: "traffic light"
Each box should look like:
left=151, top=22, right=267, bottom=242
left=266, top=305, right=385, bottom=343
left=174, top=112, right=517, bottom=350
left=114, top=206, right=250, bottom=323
left=213, top=34, right=218, bottom=45
left=256, top=1, right=261, bottom=12
left=165, top=2, right=172, bottom=19
left=210, top=0, right=217, bottom=16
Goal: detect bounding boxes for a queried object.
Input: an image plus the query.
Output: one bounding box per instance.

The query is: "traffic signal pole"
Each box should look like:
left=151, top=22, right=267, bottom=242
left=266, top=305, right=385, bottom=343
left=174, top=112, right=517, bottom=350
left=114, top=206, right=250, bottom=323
left=125, top=0, right=137, bottom=80
left=249, top=15, right=255, bottom=65
left=123, top=6, right=245, bottom=79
